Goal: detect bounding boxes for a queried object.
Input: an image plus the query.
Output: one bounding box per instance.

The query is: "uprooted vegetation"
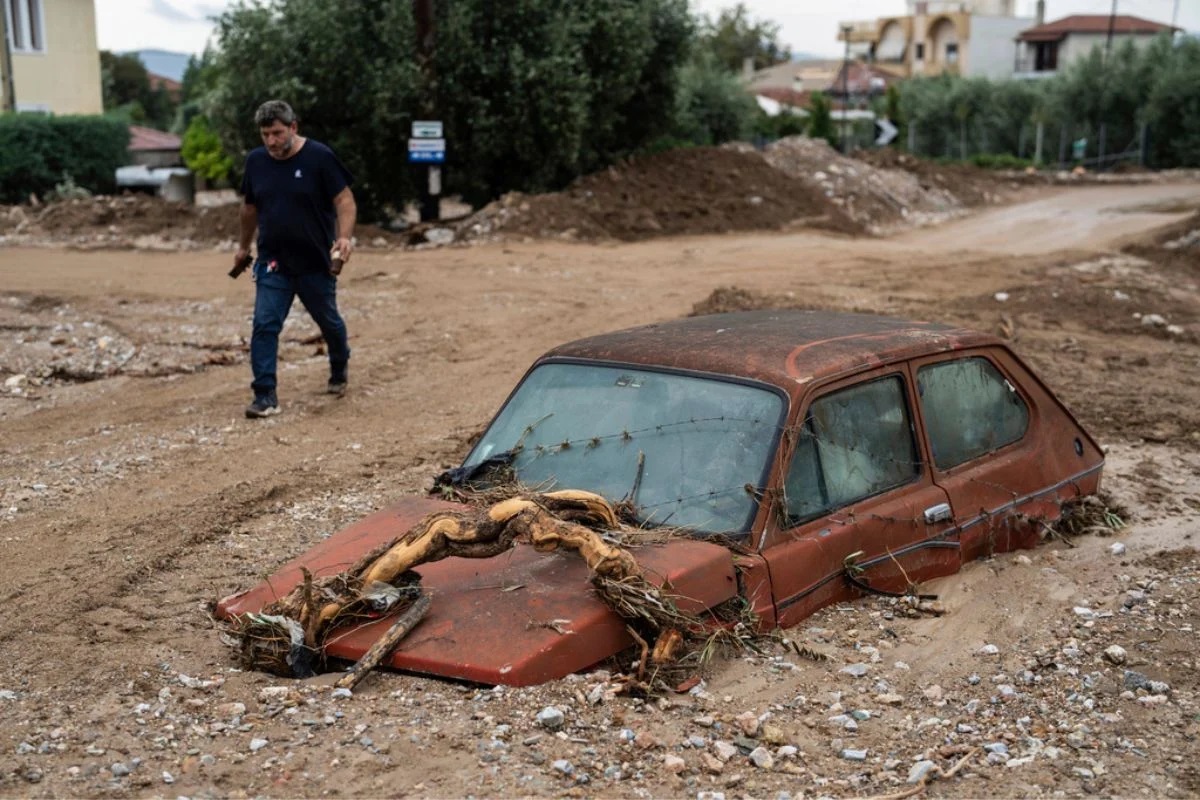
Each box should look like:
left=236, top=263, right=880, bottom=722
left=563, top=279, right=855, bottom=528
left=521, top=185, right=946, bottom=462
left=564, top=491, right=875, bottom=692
left=225, top=488, right=759, bottom=693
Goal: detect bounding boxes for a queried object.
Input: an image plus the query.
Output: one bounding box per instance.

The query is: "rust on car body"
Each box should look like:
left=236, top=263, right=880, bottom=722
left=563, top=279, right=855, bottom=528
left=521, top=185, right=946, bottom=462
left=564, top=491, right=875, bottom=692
left=217, top=311, right=1105, bottom=685
left=542, top=310, right=984, bottom=396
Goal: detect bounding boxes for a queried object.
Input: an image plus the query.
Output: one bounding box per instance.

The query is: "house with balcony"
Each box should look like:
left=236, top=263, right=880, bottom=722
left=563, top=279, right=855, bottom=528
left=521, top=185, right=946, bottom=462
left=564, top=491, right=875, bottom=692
left=839, top=0, right=1034, bottom=81
left=2, top=0, right=103, bottom=113
left=1013, top=14, right=1177, bottom=79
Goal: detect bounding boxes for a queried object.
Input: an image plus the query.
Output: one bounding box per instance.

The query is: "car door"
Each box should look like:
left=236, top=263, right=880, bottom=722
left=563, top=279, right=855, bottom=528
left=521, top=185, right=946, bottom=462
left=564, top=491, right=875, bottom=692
left=910, top=348, right=1100, bottom=563
left=761, top=368, right=959, bottom=629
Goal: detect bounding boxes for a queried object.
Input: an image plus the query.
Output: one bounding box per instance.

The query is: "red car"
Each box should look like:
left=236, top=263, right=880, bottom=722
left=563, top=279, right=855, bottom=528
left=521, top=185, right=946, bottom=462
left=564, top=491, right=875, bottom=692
left=217, top=310, right=1104, bottom=685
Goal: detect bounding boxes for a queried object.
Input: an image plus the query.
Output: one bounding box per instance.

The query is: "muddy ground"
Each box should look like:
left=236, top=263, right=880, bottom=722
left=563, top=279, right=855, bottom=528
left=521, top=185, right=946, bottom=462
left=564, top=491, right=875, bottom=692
left=1, top=177, right=1199, bottom=799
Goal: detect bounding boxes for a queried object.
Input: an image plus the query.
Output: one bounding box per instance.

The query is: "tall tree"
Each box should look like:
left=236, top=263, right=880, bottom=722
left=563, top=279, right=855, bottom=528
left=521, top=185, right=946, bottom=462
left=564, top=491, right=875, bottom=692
left=698, top=3, right=791, bottom=74
left=207, top=0, right=693, bottom=215
left=99, top=50, right=176, bottom=130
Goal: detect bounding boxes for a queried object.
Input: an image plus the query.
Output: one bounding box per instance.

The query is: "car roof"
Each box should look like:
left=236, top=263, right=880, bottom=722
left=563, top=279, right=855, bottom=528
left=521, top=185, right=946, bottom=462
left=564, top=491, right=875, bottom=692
left=541, top=310, right=1001, bottom=393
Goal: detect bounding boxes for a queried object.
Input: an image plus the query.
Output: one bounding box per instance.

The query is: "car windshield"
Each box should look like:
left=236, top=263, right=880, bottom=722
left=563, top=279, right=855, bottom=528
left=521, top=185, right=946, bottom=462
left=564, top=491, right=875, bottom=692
left=463, top=363, right=785, bottom=534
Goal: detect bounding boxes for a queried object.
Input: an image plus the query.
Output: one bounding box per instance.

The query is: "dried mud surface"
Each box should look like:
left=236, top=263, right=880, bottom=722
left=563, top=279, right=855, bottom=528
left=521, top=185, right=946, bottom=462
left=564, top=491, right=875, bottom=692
left=1, top=180, right=1199, bottom=799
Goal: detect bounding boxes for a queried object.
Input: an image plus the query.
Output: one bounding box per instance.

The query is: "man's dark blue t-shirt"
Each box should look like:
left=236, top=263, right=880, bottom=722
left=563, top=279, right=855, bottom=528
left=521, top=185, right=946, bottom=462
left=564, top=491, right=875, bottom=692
left=240, top=140, right=353, bottom=275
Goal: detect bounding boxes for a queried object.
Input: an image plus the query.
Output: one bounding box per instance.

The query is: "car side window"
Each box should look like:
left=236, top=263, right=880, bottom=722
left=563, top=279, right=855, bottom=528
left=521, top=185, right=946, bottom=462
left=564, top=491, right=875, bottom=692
left=917, top=357, right=1029, bottom=470
left=785, top=376, right=919, bottom=524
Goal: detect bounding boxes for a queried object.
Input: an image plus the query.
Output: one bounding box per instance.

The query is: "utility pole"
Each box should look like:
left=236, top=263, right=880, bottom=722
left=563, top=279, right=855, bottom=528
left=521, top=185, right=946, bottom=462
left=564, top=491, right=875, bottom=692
left=1104, top=0, right=1117, bottom=62
left=840, top=24, right=852, bottom=154
left=413, top=0, right=439, bottom=222
left=0, top=1, right=17, bottom=113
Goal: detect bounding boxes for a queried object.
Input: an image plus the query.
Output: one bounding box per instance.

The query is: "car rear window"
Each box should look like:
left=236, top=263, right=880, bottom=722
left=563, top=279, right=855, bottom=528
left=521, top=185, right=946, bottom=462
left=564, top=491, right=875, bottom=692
left=917, top=356, right=1029, bottom=470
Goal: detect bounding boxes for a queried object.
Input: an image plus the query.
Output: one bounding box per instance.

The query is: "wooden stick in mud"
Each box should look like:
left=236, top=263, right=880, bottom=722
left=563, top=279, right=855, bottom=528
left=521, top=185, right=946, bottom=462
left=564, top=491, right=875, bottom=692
left=334, top=593, right=432, bottom=691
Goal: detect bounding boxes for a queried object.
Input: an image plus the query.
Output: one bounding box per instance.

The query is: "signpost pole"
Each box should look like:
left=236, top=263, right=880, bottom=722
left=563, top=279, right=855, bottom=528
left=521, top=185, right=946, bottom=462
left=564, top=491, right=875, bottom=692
left=409, top=122, right=446, bottom=219
left=413, top=0, right=439, bottom=222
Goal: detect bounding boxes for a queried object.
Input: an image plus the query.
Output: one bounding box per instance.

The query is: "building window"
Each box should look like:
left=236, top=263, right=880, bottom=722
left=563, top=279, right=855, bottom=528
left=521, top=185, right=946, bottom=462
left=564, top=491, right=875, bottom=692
left=915, top=42, right=925, bottom=60
left=1034, top=42, right=1058, bottom=71
left=945, top=42, right=959, bottom=63
left=4, top=0, right=45, bottom=54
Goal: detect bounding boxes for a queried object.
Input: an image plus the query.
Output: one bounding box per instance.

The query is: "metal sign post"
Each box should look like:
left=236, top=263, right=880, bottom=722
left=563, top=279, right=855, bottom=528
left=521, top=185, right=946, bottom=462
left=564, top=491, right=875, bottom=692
left=409, top=120, right=445, bottom=222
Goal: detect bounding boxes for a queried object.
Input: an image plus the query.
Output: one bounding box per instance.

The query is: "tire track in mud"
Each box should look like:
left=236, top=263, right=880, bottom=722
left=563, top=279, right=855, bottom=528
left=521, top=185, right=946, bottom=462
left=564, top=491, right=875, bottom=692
left=0, top=477, right=316, bottom=656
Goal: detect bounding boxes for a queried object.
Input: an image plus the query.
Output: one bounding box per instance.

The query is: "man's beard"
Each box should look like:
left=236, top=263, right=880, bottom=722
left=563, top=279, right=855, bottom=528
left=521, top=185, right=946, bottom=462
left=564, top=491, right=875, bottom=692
left=270, top=135, right=295, bottom=158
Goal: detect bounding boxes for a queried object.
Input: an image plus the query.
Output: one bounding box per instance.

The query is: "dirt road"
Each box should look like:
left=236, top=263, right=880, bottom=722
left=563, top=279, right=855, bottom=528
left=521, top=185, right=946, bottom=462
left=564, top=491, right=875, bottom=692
left=1, top=182, right=1198, bottom=798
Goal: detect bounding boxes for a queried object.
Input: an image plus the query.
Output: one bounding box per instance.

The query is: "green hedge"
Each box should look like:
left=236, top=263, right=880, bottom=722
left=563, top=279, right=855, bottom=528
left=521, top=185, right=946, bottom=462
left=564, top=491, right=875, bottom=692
left=0, top=114, right=130, bottom=203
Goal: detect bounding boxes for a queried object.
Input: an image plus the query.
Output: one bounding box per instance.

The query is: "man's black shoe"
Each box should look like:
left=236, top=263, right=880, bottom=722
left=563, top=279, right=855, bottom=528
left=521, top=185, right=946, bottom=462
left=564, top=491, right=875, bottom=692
left=327, top=371, right=347, bottom=396
left=245, top=393, right=281, bottom=418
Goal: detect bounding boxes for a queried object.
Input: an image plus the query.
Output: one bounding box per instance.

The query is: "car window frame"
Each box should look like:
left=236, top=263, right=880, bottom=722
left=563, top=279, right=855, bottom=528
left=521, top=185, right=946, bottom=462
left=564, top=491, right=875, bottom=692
left=913, top=351, right=1033, bottom=475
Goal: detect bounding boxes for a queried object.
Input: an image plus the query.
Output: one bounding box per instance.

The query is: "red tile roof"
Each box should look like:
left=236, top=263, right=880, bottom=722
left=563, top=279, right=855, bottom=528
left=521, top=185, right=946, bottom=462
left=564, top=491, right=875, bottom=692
left=1019, top=14, right=1175, bottom=42
left=756, top=87, right=812, bottom=108
left=129, top=125, right=182, bottom=152
left=147, top=72, right=182, bottom=93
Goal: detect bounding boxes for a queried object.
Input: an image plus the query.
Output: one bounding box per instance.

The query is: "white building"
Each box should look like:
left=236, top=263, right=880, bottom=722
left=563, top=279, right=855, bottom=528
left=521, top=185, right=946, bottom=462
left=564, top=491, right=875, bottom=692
left=840, top=0, right=1035, bottom=81
left=1014, top=14, right=1177, bottom=79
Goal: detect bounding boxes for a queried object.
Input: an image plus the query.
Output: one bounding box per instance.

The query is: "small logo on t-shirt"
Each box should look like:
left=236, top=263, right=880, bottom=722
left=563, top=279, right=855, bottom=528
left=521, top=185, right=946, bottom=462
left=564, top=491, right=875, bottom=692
left=294, top=169, right=303, bottom=178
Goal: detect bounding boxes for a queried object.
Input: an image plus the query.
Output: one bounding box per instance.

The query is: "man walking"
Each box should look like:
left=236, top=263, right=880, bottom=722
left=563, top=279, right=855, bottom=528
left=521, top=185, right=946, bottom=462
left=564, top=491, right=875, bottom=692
left=234, top=100, right=356, bottom=418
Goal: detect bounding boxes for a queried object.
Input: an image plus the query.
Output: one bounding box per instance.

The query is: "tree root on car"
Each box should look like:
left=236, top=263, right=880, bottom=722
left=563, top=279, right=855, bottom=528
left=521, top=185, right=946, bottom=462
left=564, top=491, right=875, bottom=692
left=225, top=490, right=721, bottom=684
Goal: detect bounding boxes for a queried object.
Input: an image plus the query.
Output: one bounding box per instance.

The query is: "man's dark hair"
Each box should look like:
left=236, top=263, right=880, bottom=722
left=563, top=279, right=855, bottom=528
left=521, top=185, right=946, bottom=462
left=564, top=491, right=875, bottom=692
left=254, top=100, right=297, bottom=127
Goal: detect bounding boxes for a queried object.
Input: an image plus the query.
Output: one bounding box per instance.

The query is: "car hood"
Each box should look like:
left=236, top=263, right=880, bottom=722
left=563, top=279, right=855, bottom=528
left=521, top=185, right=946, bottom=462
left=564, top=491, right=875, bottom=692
left=215, top=496, right=740, bottom=686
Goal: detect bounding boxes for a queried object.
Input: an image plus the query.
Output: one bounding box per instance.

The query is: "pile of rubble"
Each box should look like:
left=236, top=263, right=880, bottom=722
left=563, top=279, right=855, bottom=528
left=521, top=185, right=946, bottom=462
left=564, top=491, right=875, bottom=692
left=762, top=137, right=984, bottom=234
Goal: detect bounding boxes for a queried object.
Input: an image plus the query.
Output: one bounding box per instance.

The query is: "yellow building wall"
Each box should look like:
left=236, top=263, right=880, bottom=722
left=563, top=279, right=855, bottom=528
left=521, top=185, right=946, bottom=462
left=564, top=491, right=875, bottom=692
left=3, top=0, right=103, bottom=114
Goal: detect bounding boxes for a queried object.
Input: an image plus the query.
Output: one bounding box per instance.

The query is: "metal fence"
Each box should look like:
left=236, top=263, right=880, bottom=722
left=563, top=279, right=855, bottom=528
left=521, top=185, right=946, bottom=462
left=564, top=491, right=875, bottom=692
left=904, top=119, right=1151, bottom=169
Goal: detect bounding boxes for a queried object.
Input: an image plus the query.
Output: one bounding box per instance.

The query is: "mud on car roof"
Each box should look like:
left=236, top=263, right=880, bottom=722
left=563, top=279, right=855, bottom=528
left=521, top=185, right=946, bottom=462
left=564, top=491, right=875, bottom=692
left=543, top=310, right=995, bottom=392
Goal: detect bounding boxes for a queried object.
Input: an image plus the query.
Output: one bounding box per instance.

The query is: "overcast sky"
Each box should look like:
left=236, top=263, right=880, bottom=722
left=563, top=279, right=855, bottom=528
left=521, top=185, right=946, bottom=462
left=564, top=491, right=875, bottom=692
left=95, top=0, right=1198, bottom=58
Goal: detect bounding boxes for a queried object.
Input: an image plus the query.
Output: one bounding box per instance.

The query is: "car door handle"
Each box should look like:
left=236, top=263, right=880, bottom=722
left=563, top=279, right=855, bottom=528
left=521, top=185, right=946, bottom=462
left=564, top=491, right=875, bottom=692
left=924, top=503, right=952, bottom=524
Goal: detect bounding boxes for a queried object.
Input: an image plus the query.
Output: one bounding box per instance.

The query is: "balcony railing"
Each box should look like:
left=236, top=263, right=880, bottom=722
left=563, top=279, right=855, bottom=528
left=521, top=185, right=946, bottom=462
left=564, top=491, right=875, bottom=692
left=1013, top=57, right=1058, bottom=75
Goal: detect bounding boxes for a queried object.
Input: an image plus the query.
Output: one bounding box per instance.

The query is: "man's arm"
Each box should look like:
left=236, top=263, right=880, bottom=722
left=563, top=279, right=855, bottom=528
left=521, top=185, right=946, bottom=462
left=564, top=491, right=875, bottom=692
left=235, top=202, right=258, bottom=268
left=332, top=187, right=356, bottom=266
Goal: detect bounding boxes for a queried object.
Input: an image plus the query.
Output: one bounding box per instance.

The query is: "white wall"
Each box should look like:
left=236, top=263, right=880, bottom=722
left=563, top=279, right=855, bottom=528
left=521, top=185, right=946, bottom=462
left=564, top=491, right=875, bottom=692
left=1061, top=32, right=1164, bottom=68
left=968, top=15, right=1035, bottom=78
left=908, top=0, right=1015, bottom=15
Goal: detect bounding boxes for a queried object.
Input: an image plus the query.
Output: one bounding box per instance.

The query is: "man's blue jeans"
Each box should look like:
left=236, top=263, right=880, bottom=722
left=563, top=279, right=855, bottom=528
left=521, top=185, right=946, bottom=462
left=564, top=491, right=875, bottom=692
left=251, top=262, right=349, bottom=396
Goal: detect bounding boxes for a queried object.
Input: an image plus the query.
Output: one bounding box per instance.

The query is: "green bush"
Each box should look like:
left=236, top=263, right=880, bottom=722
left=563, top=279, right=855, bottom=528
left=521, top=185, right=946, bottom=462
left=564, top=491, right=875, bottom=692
left=0, top=114, right=129, bottom=203
left=181, top=115, right=233, bottom=182
left=752, top=109, right=806, bottom=140
left=806, top=92, right=836, bottom=146
left=969, top=153, right=1034, bottom=169
left=669, top=49, right=758, bottom=146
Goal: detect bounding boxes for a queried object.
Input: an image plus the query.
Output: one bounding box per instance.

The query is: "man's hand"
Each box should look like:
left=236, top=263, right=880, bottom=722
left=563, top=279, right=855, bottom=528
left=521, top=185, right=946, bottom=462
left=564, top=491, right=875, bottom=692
left=230, top=248, right=254, bottom=279
left=330, top=237, right=353, bottom=276
left=331, top=187, right=356, bottom=277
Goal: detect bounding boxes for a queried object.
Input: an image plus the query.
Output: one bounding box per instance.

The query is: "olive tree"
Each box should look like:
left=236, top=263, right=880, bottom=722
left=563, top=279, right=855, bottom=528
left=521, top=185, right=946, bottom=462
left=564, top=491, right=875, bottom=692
left=206, top=0, right=692, bottom=215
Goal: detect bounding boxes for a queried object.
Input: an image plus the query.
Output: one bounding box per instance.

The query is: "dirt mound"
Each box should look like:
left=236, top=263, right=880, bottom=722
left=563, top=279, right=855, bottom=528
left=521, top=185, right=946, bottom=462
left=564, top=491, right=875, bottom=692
left=459, top=146, right=859, bottom=242
left=763, top=137, right=973, bottom=233
left=0, top=195, right=406, bottom=251
left=690, top=286, right=800, bottom=316
left=856, top=147, right=1015, bottom=207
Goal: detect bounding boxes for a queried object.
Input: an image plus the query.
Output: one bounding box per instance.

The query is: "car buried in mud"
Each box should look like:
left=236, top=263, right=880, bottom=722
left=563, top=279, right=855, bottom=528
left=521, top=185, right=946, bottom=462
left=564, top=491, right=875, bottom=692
left=216, top=310, right=1104, bottom=686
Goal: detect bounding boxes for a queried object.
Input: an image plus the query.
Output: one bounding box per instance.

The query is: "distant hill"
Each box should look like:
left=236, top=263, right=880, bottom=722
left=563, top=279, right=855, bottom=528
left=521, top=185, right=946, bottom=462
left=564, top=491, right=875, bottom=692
left=127, top=49, right=192, bottom=82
